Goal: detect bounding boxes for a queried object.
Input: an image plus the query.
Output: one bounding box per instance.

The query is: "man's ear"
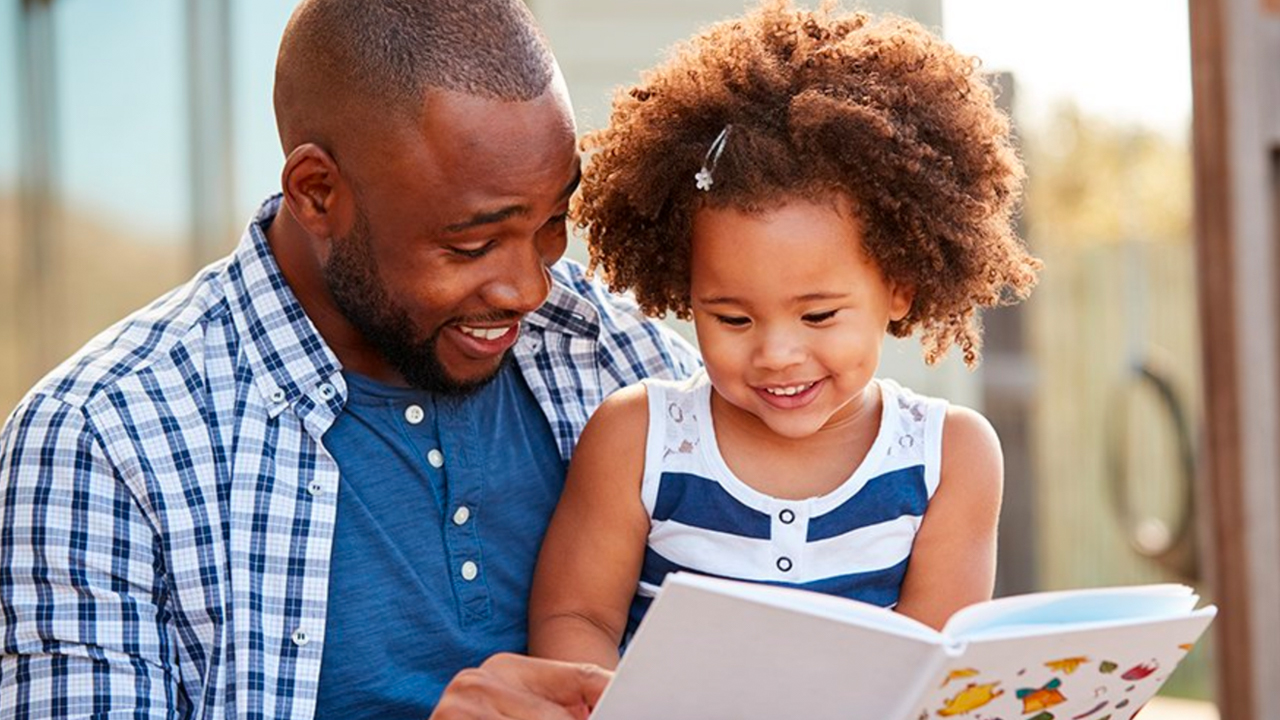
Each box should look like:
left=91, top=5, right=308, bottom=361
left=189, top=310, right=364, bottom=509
left=888, top=280, right=916, bottom=323
left=280, top=143, right=354, bottom=242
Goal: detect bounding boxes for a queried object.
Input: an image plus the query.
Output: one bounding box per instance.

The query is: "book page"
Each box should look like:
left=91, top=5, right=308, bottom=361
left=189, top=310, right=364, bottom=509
left=905, top=608, right=1216, bottom=720
left=943, top=584, right=1200, bottom=640
left=591, top=574, right=948, bottom=720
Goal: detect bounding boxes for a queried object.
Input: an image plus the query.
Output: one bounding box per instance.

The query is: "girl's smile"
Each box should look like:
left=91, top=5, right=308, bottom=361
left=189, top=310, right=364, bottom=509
left=753, top=377, right=824, bottom=409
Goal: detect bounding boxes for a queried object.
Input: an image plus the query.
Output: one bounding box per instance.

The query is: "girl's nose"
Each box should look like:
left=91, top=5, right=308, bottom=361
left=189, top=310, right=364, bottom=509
left=753, top=328, right=806, bottom=371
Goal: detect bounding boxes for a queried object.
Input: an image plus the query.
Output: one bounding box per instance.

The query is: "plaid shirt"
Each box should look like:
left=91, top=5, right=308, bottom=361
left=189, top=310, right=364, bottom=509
left=0, top=196, right=698, bottom=719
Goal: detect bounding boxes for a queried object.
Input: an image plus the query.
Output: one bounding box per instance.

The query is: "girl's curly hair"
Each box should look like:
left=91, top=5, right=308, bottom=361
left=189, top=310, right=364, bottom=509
left=574, top=0, right=1041, bottom=366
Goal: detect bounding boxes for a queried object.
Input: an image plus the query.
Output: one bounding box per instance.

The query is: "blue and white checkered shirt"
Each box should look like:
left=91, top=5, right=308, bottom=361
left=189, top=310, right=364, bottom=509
left=0, top=196, right=698, bottom=719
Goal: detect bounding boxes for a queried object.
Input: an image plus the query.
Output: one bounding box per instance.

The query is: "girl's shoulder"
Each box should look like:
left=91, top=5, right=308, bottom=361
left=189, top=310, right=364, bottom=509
left=876, top=377, right=996, bottom=459
left=875, top=377, right=950, bottom=444
left=639, top=367, right=711, bottom=395
left=590, top=369, right=710, bottom=438
left=876, top=376, right=949, bottom=413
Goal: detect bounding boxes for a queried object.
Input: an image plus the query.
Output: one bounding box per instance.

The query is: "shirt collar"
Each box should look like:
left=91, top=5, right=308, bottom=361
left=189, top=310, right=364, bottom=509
left=524, top=274, right=600, bottom=338
left=225, top=195, right=342, bottom=418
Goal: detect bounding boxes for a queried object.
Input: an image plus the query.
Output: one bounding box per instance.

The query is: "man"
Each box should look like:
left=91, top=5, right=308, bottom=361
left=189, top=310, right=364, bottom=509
left=0, top=1, right=697, bottom=717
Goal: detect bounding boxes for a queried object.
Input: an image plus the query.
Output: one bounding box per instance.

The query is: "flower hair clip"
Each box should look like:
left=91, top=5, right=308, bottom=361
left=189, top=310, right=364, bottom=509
left=694, top=124, right=733, bottom=191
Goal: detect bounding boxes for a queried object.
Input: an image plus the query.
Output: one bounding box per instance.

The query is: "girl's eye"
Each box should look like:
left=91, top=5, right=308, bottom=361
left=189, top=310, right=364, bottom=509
left=803, top=310, right=839, bottom=324
left=449, top=240, right=497, bottom=259
left=714, top=315, right=751, bottom=327
left=543, top=212, right=569, bottom=228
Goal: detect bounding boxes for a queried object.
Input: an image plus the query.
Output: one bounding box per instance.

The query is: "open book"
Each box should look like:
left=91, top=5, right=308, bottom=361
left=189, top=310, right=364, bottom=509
left=592, top=573, right=1216, bottom=720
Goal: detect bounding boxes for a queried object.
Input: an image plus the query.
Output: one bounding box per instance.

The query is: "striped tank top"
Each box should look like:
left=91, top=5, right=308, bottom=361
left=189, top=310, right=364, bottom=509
left=627, top=371, right=947, bottom=635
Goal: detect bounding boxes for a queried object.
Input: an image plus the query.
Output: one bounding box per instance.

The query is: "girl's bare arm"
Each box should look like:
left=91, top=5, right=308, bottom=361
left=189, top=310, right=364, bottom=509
left=528, top=384, right=652, bottom=669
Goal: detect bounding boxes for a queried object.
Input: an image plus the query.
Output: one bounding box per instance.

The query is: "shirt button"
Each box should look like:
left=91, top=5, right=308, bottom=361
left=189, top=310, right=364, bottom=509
left=460, top=560, right=479, bottom=581
left=318, top=383, right=336, bottom=400
left=291, top=627, right=310, bottom=646
left=307, top=481, right=325, bottom=497
left=779, top=509, right=796, bottom=524
left=269, top=388, right=286, bottom=404
left=427, top=449, right=444, bottom=468
left=452, top=505, right=471, bottom=526
left=776, top=557, right=793, bottom=572
left=405, top=404, right=425, bottom=425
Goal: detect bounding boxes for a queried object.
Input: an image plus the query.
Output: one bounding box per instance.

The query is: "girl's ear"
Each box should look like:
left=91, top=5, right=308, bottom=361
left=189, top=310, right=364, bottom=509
left=888, top=281, right=915, bottom=323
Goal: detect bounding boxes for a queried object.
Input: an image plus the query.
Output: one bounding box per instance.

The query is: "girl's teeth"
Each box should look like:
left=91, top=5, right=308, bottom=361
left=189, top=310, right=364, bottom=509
left=459, top=325, right=510, bottom=340
left=765, top=383, right=812, bottom=396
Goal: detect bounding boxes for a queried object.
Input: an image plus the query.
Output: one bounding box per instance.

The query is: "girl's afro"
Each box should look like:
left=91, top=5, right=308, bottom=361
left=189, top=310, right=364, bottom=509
left=574, top=0, right=1041, bottom=365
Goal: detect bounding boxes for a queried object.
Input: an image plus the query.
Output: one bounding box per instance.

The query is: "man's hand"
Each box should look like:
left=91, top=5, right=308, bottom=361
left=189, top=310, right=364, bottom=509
left=431, top=653, right=612, bottom=719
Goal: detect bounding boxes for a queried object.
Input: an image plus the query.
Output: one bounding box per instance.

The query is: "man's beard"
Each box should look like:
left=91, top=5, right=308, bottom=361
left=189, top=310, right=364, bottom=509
left=322, top=208, right=509, bottom=396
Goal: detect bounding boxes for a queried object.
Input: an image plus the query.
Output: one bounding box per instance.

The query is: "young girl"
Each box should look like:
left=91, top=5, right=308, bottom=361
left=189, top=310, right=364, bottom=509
left=529, top=1, right=1041, bottom=670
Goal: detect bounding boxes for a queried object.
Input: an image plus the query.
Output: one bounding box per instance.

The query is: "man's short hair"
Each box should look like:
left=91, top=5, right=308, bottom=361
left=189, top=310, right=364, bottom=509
left=275, top=0, right=557, bottom=151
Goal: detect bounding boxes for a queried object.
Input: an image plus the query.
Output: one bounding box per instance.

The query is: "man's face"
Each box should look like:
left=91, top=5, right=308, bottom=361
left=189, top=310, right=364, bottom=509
left=326, top=78, right=579, bottom=393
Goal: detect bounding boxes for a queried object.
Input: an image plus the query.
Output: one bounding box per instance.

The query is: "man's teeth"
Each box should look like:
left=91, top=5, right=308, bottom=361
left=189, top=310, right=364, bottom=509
left=458, top=325, right=511, bottom=341
left=764, top=383, right=814, bottom=396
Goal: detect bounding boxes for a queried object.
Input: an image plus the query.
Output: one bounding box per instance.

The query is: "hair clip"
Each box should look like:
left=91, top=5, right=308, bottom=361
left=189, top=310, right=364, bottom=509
left=695, top=124, right=733, bottom=191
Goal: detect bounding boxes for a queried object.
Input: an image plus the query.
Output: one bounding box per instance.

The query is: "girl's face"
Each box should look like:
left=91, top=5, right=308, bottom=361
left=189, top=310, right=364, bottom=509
left=689, top=195, right=914, bottom=440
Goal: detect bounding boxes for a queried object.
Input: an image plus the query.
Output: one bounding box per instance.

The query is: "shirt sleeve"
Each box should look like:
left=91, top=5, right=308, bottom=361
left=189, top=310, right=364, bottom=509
left=559, top=260, right=702, bottom=383
left=0, top=393, right=182, bottom=718
left=660, top=325, right=702, bottom=380
left=612, top=306, right=702, bottom=385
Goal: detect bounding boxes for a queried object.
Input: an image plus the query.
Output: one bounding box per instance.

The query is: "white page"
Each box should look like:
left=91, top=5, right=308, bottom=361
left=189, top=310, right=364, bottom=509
left=592, top=574, right=947, bottom=720
left=944, top=584, right=1199, bottom=640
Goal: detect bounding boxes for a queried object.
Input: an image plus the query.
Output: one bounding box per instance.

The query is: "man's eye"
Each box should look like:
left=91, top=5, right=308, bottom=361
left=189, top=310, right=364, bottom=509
left=715, top=315, right=751, bottom=327
left=803, top=310, right=839, bottom=324
left=544, top=212, right=569, bottom=227
left=449, top=240, right=497, bottom=259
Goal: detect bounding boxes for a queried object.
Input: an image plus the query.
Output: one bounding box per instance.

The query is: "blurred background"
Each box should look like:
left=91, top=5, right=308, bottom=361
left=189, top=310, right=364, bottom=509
left=5, top=0, right=1278, bottom=717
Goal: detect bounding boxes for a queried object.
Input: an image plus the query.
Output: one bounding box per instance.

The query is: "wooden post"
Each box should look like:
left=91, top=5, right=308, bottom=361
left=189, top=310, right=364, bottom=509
left=1189, top=0, right=1280, bottom=717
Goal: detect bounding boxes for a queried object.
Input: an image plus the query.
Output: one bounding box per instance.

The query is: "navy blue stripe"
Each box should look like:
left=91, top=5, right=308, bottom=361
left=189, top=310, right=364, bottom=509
left=625, top=594, right=654, bottom=638
left=640, top=547, right=907, bottom=606
left=638, top=545, right=690, bottom=589
left=653, top=472, right=772, bottom=539
left=807, top=466, right=927, bottom=541
left=633, top=550, right=909, bottom=628
left=784, top=556, right=910, bottom=607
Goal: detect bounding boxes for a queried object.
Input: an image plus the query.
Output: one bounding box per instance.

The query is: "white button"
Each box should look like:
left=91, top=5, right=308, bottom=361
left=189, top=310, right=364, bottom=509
left=318, top=383, right=336, bottom=400
left=307, top=481, right=325, bottom=497
left=776, top=557, right=793, bottom=572
left=460, top=561, right=479, bottom=581
left=291, top=627, right=310, bottom=646
left=269, top=388, right=286, bottom=403
left=405, top=404, right=425, bottom=425
left=427, top=449, right=444, bottom=468
left=452, top=506, right=471, bottom=525
left=779, top=509, right=796, bottom=524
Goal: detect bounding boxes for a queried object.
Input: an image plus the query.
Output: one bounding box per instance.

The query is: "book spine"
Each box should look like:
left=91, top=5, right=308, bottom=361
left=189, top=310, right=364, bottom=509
left=892, top=645, right=951, bottom=720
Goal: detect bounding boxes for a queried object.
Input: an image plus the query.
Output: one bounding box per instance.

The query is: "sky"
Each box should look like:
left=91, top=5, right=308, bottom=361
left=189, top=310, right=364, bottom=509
left=940, top=0, right=1193, bottom=137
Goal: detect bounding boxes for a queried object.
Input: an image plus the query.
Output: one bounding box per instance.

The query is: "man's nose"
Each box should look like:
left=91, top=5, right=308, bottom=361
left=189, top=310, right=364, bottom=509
left=483, top=245, right=552, bottom=315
